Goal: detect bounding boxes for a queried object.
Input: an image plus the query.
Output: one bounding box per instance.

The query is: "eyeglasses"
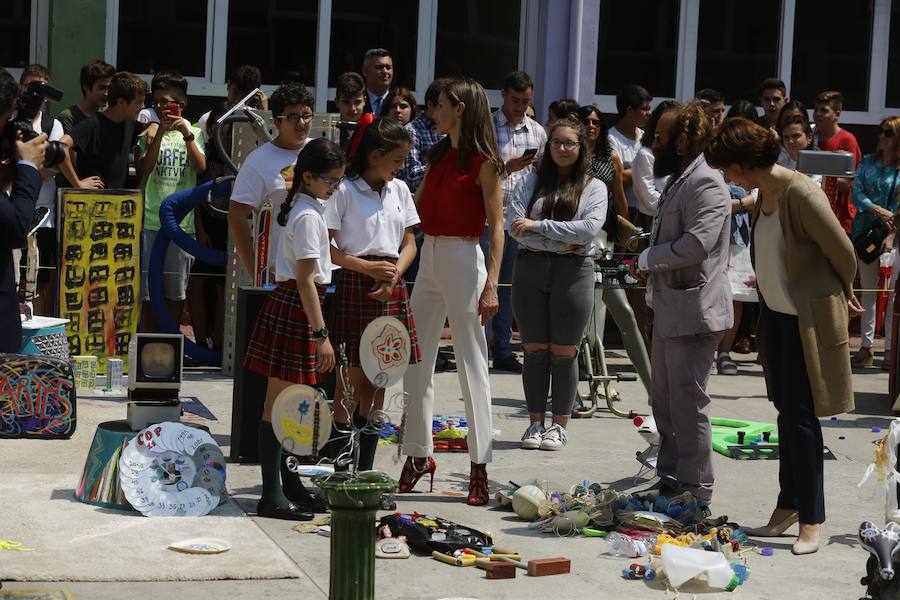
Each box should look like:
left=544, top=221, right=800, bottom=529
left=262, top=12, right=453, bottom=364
left=314, top=174, right=344, bottom=188
left=153, top=99, right=185, bottom=108
left=550, top=140, right=580, bottom=151
left=881, top=128, right=895, bottom=138
left=582, top=118, right=602, bottom=126
left=276, top=113, right=314, bottom=124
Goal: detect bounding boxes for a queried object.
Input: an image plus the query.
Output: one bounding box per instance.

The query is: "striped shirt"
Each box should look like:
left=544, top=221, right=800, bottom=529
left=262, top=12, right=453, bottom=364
left=492, top=109, right=547, bottom=218
left=397, top=113, right=443, bottom=192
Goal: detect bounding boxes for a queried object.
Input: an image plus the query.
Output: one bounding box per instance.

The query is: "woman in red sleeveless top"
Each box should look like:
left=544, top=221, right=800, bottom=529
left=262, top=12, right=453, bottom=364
left=396, top=78, right=504, bottom=506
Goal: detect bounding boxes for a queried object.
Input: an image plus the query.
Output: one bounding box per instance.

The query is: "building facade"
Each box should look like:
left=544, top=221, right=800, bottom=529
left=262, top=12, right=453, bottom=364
left=3, top=0, right=899, bottom=140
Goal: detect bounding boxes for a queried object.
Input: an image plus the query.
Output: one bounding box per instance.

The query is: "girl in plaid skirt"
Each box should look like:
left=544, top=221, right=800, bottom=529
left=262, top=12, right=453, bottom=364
left=322, top=117, right=422, bottom=471
left=242, top=138, right=347, bottom=520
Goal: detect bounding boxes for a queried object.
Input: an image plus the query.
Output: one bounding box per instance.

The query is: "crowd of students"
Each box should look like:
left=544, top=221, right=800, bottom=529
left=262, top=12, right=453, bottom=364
left=6, top=50, right=899, bottom=538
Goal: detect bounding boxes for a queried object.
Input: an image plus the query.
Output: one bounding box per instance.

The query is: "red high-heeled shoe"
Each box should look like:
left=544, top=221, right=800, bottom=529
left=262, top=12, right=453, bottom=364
left=467, top=462, right=488, bottom=506
left=397, top=456, right=436, bottom=493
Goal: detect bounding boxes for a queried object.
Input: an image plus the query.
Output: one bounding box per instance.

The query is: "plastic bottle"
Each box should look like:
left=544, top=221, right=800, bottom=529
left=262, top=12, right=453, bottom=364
left=660, top=545, right=740, bottom=591
left=606, top=532, right=648, bottom=558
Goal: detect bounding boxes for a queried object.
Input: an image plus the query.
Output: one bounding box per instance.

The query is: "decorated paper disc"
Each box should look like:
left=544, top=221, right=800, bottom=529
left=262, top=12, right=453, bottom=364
left=271, top=384, right=332, bottom=456
left=118, top=422, right=227, bottom=517
left=359, top=316, right=411, bottom=388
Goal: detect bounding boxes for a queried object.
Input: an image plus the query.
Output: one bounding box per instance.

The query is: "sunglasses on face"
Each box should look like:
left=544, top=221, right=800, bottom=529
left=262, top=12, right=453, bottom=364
left=882, top=128, right=895, bottom=138
left=583, top=118, right=602, bottom=126
left=276, top=113, right=314, bottom=124
left=314, top=174, right=344, bottom=188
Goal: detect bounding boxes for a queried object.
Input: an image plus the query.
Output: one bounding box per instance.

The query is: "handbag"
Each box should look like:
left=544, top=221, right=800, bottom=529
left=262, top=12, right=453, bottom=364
left=854, top=168, right=900, bottom=264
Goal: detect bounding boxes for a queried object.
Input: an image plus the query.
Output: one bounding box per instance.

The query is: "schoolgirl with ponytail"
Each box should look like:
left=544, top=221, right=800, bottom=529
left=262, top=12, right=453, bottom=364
left=320, top=117, right=421, bottom=473
left=242, top=137, right=347, bottom=521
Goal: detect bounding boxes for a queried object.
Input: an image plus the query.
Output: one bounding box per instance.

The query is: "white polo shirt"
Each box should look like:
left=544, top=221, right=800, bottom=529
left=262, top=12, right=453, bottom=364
left=608, top=126, right=643, bottom=209
left=275, top=193, right=332, bottom=285
left=324, top=176, right=420, bottom=258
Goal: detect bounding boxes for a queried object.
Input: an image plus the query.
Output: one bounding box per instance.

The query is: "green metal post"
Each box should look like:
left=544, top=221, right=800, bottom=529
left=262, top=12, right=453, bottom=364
left=47, top=0, right=107, bottom=118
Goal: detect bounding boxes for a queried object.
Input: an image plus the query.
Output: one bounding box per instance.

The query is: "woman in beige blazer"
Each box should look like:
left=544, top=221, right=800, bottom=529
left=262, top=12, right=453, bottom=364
left=706, top=118, right=862, bottom=556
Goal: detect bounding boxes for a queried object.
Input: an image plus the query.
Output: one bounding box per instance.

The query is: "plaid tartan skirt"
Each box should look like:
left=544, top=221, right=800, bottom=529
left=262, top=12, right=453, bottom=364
left=328, top=257, right=421, bottom=367
left=243, top=280, right=326, bottom=384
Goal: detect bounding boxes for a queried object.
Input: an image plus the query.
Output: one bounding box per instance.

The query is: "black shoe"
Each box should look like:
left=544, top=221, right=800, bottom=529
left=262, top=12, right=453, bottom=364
left=493, top=355, right=523, bottom=373
left=637, top=479, right=680, bottom=497
left=256, top=499, right=314, bottom=521
left=281, top=456, right=329, bottom=511
left=435, top=354, right=456, bottom=372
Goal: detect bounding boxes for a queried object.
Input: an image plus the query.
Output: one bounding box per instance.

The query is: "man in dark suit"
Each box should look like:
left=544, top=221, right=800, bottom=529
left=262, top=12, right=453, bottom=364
left=0, top=72, right=48, bottom=352
left=633, top=100, right=732, bottom=504
left=361, top=48, right=393, bottom=116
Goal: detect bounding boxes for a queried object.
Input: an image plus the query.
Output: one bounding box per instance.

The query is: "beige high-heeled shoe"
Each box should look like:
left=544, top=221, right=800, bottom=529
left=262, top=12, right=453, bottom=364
left=792, top=523, right=821, bottom=555
left=743, top=510, right=799, bottom=537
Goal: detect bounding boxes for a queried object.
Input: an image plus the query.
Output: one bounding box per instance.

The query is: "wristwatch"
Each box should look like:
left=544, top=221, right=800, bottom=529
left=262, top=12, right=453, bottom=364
left=182, top=133, right=195, bottom=142
left=312, top=326, right=329, bottom=340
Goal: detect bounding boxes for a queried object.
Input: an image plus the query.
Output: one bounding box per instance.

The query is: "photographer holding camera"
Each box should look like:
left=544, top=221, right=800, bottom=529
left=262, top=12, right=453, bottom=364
left=0, top=71, right=48, bottom=352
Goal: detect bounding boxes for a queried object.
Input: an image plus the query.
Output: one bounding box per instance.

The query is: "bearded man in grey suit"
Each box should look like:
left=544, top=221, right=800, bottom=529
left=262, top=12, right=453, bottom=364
left=633, top=100, right=732, bottom=504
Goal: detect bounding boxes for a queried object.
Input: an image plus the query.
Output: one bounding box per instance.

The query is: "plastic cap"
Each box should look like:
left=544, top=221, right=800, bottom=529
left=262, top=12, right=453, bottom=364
left=725, top=574, right=741, bottom=591
left=760, top=547, right=774, bottom=556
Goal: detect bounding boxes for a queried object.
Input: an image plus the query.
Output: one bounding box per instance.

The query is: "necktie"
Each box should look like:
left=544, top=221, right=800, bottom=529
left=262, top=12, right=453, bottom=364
left=372, top=96, right=382, bottom=115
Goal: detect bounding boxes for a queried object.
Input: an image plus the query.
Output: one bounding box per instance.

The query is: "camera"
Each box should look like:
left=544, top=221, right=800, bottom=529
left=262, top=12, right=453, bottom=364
left=0, top=80, right=67, bottom=168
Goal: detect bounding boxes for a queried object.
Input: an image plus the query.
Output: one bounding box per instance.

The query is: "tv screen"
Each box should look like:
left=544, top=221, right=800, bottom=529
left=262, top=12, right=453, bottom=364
left=140, top=341, right=177, bottom=380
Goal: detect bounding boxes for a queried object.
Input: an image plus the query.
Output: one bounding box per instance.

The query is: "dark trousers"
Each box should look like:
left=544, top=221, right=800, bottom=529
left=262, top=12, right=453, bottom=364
left=761, top=306, right=826, bottom=524
left=479, top=228, right=518, bottom=359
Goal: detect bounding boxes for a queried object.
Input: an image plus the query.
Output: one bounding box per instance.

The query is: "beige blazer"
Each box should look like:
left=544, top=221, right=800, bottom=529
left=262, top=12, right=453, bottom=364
left=646, top=154, right=734, bottom=337
left=751, top=172, right=857, bottom=416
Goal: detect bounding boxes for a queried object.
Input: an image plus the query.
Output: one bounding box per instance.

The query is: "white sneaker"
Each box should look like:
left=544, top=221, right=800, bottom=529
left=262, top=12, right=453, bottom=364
left=520, top=422, right=545, bottom=449
left=540, top=424, right=568, bottom=451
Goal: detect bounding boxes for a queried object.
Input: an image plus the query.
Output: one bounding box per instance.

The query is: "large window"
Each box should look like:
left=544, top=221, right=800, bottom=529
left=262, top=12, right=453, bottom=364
left=596, top=0, right=680, bottom=97
left=0, top=0, right=30, bottom=70
left=434, top=0, right=521, bottom=90
left=117, top=0, right=208, bottom=77
left=791, top=0, right=873, bottom=111
left=887, top=0, right=900, bottom=108
left=695, top=0, right=779, bottom=102
left=328, top=0, right=417, bottom=89
left=226, top=0, right=317, bottom=86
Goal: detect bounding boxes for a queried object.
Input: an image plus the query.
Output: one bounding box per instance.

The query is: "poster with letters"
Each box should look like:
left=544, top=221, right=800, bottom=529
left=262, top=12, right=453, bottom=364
left=58, top=189, right=143, bottom=373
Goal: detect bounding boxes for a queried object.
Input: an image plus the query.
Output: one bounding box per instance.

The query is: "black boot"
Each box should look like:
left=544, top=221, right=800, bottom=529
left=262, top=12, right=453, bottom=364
left=257, top=421, right=313, bottom=521
left=280, top=453, right=329, bottom=512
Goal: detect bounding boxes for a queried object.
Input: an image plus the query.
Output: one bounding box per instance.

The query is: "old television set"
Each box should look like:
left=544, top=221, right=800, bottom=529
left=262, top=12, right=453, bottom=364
left=127, top=333, right=184, bottom=400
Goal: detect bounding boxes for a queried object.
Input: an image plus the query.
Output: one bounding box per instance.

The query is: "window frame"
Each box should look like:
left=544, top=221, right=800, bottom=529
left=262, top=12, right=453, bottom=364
left=105, top=0, right=535, bottom=107
left=2, top=0, right=50, bottom=80
left=592, top=0, right=895, bottom=125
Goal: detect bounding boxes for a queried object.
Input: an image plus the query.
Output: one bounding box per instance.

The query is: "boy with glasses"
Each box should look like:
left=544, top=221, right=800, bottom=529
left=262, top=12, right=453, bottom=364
left=136, top=72, right=206, bottom=331
left=228, top=83, right=315, bottom=284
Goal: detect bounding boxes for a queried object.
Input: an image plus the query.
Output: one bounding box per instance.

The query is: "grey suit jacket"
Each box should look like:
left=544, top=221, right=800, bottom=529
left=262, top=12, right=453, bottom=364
left=645, top=154, right=733, bottom=337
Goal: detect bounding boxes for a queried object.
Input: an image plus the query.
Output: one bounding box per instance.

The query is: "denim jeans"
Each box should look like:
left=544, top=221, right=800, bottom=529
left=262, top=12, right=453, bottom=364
left=479, top=228, right=518, bottom=360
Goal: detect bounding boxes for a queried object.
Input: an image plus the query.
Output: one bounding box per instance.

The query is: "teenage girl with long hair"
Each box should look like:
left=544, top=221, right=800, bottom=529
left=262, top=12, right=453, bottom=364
left=397, top=78, right=504, bottom=506
left=321, top=117, right=421, bottom=471
left=509, top=118, right=607, bottom=450
left=242, top=138, right=347, bottom=520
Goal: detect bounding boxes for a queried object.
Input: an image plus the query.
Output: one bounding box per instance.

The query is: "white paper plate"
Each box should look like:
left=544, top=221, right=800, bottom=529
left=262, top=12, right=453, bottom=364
left=271, top=385, right=332, bottom=456
left=168, top=537, right=232, bottom=554
left=359, top=316, right=411, bottom=388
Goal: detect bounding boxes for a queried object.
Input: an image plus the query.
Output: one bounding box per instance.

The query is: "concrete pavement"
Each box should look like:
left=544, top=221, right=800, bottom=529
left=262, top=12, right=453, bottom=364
left=1, top=340, right=893, bottom=599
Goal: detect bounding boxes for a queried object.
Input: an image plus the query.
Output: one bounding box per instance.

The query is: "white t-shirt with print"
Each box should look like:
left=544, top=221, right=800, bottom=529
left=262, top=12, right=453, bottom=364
left=276, top=193, right=332, bottom=285
left=231, top=141, right=304, bottom=272
left=324, top=176, right=420, bottom=258
left=607, top=125, right=643, bottom=209
left=32, top=113, right=64, bottom=228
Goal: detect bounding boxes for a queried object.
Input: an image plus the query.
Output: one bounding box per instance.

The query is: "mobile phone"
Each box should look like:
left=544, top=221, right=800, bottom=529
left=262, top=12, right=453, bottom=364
left=522, top=148, right=538, bottom=158
left=164, top=101, right=181, bottom=117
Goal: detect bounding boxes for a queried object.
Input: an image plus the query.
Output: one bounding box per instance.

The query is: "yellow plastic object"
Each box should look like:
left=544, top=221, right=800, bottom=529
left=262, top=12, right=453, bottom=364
left=432, top=550, right=476, bottom=567
left=654, top=531, right=717, bottom=555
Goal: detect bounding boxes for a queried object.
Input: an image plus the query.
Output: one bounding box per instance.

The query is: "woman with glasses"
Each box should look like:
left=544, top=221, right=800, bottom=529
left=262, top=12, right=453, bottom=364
left=397, top=78, right=504, bottom=506
left=576, top=104, right=652, bottom=397
left=380, top=87, right=419, bottom=126
left=321, top=117, right=421, bottom=471
left=850, top=116, right=900, bottom=369
left=509, top=119, right=607, bottom=450
left=242, top=138, right=348, bottom=521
